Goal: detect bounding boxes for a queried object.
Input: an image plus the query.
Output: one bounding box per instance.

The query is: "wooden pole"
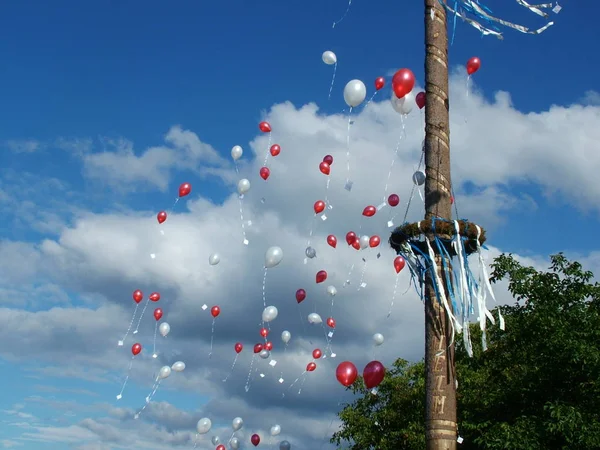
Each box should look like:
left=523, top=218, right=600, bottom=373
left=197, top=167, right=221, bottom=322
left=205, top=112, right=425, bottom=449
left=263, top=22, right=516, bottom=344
left=423, top=1, right=457, bottom=449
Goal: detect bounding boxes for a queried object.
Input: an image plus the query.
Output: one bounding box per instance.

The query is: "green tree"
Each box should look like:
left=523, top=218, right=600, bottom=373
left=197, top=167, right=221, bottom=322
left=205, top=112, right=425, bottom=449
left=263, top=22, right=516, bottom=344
left=332, top=254, right=600, bottom=450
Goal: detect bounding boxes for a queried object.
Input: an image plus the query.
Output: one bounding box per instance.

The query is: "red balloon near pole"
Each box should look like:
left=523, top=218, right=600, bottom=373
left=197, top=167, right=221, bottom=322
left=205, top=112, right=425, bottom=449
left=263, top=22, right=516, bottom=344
left=394, top=256, right=406, bottom=274
left=363, top=360, right=386, bottom=389
left=217, top=445, right=226, bottom=450
left=326, top=317, right=336, bottom=328
left=345, top=231, right=356, bottom=246
left=306, top=362, right=317, bottom=372
left=466, top=57, right=481, bottom=75
left=265, top=341, right=273, bottom=351
left=149, top=292, right=161, bottom=302
left=323, top=154, right=334, bottom=165
left=251, top=434, right=261, bottom=446
left=319, top=162, right=331, bottom=175
left=253, top=343, right=263, bottom=354
left=374, top=76, right=385, bottom=91
left=259, top=121, right=271, bottom=133
left=391, top=68, right=416, bottom=99
left=415, top=91, right=426, bottom=109
left=387, top=194, right=400, bottom=207
left=157, top=211, right=167, bottom=224
left=351, top=238, right=361, bottom=251
left=235, top=342, right=243, bottom=353
left=336, top=361, right=358, bottom=387
left=260, top=327, right=269, bottom=338
left=314, top=200, right=326, bottom=214
left=369, top=235, right=381, bottom=248
left=153, top=308, right=163, bottom=321
left=211, top=306, right=221, bottom=318
left=312, top=348, right=322, bottom=359
left=133, top=290, right=143, bottom=304
left=178, top=183, right=191, bottom=198
left=362, top=205, right=376, bottom=217
left=132, top=343, right=142, bottom=356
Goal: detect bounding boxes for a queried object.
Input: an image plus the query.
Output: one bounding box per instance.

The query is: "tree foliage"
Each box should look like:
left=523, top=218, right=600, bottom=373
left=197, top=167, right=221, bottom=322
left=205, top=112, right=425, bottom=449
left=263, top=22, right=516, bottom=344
left=332, top=254, right=600, bottom=450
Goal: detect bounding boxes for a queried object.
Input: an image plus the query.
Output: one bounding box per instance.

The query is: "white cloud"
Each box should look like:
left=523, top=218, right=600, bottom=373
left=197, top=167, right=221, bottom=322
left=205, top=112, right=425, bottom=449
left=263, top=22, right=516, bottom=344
left=1, top=73, right=600, bottom=449
left=3, top=139, right=42, bottom=153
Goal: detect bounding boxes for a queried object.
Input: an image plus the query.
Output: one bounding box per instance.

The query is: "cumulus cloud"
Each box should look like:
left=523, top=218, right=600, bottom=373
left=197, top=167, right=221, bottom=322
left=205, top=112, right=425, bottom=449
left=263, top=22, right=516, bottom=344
left=1, top=73, right=600, bottom=449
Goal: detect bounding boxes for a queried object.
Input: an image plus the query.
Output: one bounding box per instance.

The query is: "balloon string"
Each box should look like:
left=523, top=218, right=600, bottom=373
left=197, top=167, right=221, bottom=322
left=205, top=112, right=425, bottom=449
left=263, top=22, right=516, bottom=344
left=116, top=356, right=135, bottom=400
left=192, top=433, right=199, bottom=449
left=297, top=306, right=308, bottom=338
left=297, top=374, right=308, bottom=395
left=345, top=106, right=353, bottom=184
left=465, top=75, right=470, bottom=124
left=238, top=195, right=249, bottom=245
left=322, top=324, right=333, bottom=355
left=208, top=318, right=216, bottom=359
left=234, top=161, right=240, bottom=175
left=223, top=354, right=239, bottom=382
left=401, top=149, right=425, bottom=224
left=344, top=263, right=355, bottom=287
left=382, top=130, right=404, bottom=202
left=133, top=299, right=150, bottom=334
left=135, top=379, right=162, bottom=419
left=324, top=177, right=331, bottom=208
left=332, top=0, right=352, bottom=28
left=400, top=114, right=407, bottom=141
left=119, top=303, right=139, bottom=345
left=279, top=345, right=288, bottom=378
left=245, top=355, right=256, bottom=392
left=152, top=322, right=158, bottom=358
left=263, top=133, right=272, bottom=167
left=318, top=394, right=346, bottom=449
left=328, top=62, right=337, bottom=100
left=387, top=275, right=401, bottom=318
left=283, top=371, right=307, bottom=397
left=362, top=91, right=378, bottom=111
left=262, top=268, right=268, bottom=308
left=304, top=214, right=317, bottom=264
left=357, top=258, right=368, bottom=291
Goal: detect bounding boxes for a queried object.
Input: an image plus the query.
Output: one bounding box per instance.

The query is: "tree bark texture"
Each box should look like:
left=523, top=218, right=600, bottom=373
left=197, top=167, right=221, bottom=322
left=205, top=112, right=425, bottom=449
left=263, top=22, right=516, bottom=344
left=423, top=0, right=457, bottom=449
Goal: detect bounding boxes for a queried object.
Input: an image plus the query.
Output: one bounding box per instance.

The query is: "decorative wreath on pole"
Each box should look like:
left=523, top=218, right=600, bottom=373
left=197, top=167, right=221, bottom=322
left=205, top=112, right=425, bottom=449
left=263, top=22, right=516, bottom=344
left=387, top=218, right=502, bottom=356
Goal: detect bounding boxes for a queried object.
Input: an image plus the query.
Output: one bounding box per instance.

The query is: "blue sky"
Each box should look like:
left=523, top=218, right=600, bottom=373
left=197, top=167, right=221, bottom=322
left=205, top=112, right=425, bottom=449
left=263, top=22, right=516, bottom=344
left=0, top=1, right=599, bottom=449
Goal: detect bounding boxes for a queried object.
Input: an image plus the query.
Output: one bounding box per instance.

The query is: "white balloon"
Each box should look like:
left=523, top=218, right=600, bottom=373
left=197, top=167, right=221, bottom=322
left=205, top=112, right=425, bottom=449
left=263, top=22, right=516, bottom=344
left=326, top=285, right=337, bottom=297
left=359, top=235, right=370, bottom=250
left=322, top=50, right=337, bottom=65
left=158, top=365, right=171, bottom=379
left=279, top=440, right=291, bottom=450
left=373, top=333, right=385, bottom=346
left=259, top=349, right=271, bottom=359
left=264, top=246, right=284, bottom=268
left=231, top=145, right=243, bottom=161
left=281, top=330, right=291, bottom=344
left=171, top=361, right=186, bottom=372
left=343, top=79, right=367, bottom=107
left=196, top=417, right=212, bottom=434
left=412, top=170, right=426, bottom=186
left=308, top=313, right=322, bottom=324
left=230, top=437, right=241, bottom=449
left=232, top=417, right=244, bottom=431
left=270, top=424, right=281, bottom=436
left=211, top=436, right=220, bottom=446
left=208, top=253, right=220, bottom=266
left=262, top=306, right=279, bottom=323
left=158, top=322, right=170, bottom=337
left=391, top=90, right=414, bottom=115
left=237, top=178, right=251, bottom=195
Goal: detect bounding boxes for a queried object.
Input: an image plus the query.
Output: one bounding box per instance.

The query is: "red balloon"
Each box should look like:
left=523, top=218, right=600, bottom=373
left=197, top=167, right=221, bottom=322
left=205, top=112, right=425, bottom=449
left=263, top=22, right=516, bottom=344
left=259, top=121, right=271, bottom=133
left=253, top=343, right=263, bottom=354
left=265, top=341, right=273, bottom=351
left=153, top=308, right=163, bottom=321
left=369, top=235, right=381, bottom=248
left=131, top=343, right=142, bottom=356
left=270, top=144, right=281, bottom=156
left=323, top=154, right=334, bottom=165
left=295, top=289, right=306, bottom=304
left=351, top=238, right=361, bottom=251
left=392, top=68, right=416, bottom=99
left=387, top=194, right=400, bottom=207
left=345, top=231, right=357, bottom=246
left=327, top=234, right=337, bottom=248
left=451, top=196, right=455, bottom=205
left=260, top=327, right=269, bottom=338
left=312, top=348, right=322, bottom=359
left=157, top=211, right=167, bottom=224
left=362, top=205, right=376, bottom=217
left=132, top=290, right=143, bottom=304
left=316, top=270, right=327, bottom=284
left=259, top=166, right=271, bottom=181
left=149, top=292, right=161, bottom=302
left=235, top=342, right=243, bottom=354
left=217, top=445, right=226, bottom=450
left=375, top=76, right=385, bottom=91
left=178, top=182, right=191, bottom=198
left=466, top=56, right=481, bottom=75
left=251, top=434, right=261, bottom=447
left=319, top=162, right=331, bottom=175
left=211, top=306, right=221, bottom=318
left=326, top=317, right=336, bottom=328
left=394, top=256, right=406, bottom=274
left=363, top=360, right=386, bottom=389
left=306, top=362, right=317, bottom=372
left=415, top=91, right=426, bottom=109
left=314, top=200, right=325, bottom=214
left=336, top=361, right=358, bottom=387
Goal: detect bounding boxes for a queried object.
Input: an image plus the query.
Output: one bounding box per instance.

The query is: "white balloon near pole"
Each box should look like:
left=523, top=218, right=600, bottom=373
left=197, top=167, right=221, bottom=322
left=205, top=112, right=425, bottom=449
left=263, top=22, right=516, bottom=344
left=343, top=79, right=367, bottom=107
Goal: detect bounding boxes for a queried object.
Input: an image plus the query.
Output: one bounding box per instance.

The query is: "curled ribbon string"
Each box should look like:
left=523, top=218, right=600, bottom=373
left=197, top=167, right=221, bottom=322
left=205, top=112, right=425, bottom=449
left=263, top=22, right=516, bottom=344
left=119, top=303, right=139, bottom=346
